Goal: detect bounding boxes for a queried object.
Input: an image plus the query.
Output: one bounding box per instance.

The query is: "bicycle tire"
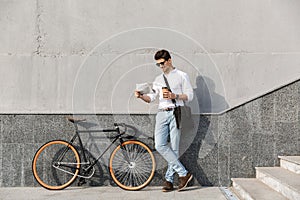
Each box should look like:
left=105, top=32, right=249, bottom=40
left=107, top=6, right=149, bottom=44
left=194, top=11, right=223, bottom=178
left=32, top=140, right=80, bottom=190
left=109, top=140, right=156, bottom=191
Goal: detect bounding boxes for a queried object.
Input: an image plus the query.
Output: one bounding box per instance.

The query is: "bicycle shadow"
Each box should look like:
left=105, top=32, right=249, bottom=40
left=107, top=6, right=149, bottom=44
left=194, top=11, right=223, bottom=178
left=73, top=120, right=156, bottom=187
left=66, top=120, right=111, bottom=186
left=75, top=145, right=107, bottom=186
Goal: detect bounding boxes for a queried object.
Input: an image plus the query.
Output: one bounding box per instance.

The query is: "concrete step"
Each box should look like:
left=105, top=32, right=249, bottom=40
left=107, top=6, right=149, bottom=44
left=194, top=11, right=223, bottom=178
left=256, top=167, right=300, bottom=200
left=279, top=156, right=300, bottom=174
left=231, top=178, right=287, bottom=200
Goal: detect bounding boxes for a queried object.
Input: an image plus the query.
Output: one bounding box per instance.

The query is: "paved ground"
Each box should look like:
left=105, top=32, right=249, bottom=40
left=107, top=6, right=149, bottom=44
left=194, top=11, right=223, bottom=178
left=0, top=186, right=229, bottom=200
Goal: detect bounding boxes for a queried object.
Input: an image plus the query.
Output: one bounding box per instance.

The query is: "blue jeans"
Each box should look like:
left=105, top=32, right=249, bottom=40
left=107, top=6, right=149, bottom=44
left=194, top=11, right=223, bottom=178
left=154, top=110, right=188, bottom=183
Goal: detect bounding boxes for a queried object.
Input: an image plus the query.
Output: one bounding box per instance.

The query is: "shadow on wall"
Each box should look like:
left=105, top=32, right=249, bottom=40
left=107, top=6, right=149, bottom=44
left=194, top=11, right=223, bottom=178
left=194, top=76, right=229, bottom=113
left=180, top=115, right=215, bottom=186
left=180, top=76, right=229, bottom=186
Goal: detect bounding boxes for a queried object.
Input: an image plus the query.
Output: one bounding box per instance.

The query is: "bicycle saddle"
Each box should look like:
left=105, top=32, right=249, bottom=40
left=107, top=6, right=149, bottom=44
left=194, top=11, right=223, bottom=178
left=66, top=116, right=86, bottom=123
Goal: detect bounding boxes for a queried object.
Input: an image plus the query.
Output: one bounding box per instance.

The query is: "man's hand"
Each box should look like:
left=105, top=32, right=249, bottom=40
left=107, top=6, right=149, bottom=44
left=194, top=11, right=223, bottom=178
left=135, top=90, right=151, bottom=103
left=135, top=90, right=142, bottom=98
left=163, top=91, right=176, bottom=99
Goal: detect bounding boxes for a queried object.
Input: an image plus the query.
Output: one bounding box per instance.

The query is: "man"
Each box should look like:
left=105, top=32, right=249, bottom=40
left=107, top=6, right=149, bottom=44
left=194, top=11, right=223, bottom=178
left=135, top=49, right=193, bottom=192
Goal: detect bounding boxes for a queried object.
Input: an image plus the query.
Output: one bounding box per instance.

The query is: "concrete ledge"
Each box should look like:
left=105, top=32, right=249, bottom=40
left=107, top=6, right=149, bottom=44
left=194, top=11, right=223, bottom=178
left=256, top=167, right=300, bottom=200
left=231, top=178, right=286, bottom=200
left=279, top=156, right=300, bottom=174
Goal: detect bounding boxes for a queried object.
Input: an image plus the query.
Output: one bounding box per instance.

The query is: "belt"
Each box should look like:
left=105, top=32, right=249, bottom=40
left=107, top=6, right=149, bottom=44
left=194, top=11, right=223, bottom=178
left=159, top=107, right=175, bottom=112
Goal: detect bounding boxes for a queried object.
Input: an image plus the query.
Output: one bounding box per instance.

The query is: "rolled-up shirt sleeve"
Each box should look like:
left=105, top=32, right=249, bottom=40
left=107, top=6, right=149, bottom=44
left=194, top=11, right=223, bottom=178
left=182, top=73, right=194, bottom=102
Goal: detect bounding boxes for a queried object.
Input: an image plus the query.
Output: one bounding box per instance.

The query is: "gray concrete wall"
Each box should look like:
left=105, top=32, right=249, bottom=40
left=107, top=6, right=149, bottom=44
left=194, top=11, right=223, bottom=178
left=0, top=79, right=299, bottom=187
left=0, top=0, right=299, bottom=188
left=1, top=0, right=300, bottom=114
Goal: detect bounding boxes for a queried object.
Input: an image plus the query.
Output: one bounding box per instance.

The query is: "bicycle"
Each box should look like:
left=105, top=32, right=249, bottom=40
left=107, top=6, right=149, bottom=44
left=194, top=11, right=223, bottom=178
left=32, top=116, right=156, bottom=191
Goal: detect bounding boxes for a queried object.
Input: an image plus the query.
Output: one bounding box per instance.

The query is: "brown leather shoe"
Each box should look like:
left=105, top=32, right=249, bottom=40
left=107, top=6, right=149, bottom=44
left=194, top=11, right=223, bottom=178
left=178, top=173, right=193, bottom=191
left=162, top=181, right=174, bottom=192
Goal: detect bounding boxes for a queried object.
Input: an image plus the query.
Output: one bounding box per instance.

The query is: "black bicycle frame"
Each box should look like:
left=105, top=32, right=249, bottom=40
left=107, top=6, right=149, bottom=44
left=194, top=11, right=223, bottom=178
left=64, top=123, right=126, bottom=174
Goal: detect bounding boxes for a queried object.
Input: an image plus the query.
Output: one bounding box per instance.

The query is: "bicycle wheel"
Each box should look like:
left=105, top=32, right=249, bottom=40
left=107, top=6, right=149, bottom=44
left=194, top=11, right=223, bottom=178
left=109, top=140, right=156, bottom=191
left=32, top=140, right=80, bottom=190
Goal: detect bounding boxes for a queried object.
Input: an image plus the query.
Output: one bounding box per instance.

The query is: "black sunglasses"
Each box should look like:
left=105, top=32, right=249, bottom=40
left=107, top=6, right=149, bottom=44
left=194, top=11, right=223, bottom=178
left=156, top=60, right=166, bottom=67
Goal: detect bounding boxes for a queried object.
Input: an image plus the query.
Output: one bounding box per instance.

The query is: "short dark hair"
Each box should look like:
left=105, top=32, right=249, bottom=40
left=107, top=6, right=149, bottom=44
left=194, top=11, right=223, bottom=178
left=154, top=49, right=171, bottom=61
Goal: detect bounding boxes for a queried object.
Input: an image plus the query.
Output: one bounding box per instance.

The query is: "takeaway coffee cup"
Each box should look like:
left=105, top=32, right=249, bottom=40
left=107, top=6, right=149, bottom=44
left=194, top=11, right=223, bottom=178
left=162, top=87, right=169, bottom=99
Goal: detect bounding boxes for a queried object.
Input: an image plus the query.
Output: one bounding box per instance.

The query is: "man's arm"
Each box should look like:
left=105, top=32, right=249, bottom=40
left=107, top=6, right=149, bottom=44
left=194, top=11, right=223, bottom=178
left=181, top=73, right=194, bottom=102
left=135, top=91, right=151, bottom=103
left=164, top=92, right=188, bottom=101
left=164, top=72, right=192, bottom=102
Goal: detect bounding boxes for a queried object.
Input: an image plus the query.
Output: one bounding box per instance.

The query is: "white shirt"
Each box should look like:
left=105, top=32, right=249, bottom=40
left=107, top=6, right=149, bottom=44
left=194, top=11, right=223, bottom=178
left=147, top=69, right=194, bottom=109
